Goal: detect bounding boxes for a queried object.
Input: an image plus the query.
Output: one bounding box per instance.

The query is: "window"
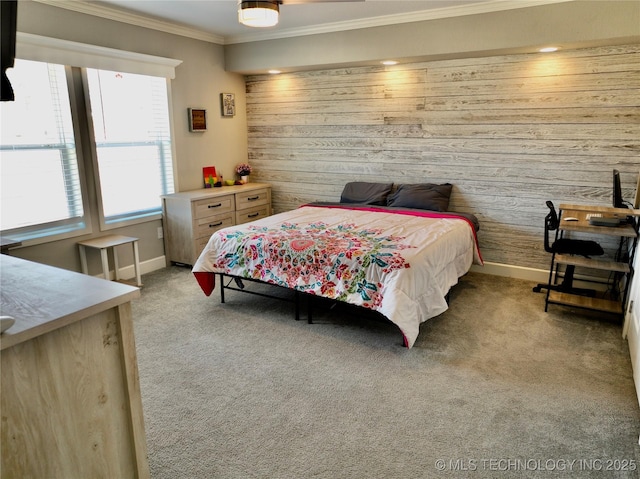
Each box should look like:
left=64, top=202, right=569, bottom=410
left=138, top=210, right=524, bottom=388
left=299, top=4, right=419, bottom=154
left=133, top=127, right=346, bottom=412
left=85, top=69, right=174, bottom=227
left=0, top=59, right=88, bottom=240
left=1, top=39, right=178, bottom=243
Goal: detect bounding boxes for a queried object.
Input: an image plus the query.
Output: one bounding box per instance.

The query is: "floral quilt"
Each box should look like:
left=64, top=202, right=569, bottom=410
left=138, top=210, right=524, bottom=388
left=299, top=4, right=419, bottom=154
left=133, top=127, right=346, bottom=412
left=193, top=205, right=482, bottom=348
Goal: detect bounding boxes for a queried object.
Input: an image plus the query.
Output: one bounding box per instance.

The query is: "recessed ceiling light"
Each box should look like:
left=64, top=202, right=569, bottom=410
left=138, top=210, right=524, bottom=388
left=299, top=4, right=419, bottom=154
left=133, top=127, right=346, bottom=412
left=268, top=69, right=281, bottom=74
left=539, top=47, right=559, bottom=53
left=381, top=60, right=398, bottom=66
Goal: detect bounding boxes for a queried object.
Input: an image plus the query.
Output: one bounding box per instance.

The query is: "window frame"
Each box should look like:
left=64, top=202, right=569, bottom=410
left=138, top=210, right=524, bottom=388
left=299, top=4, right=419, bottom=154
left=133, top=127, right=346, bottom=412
left=1, top=34, right=182, bottom=244
left=82, top=71, right=177, bottom=231
left=0, top=63, right=93, bottom=246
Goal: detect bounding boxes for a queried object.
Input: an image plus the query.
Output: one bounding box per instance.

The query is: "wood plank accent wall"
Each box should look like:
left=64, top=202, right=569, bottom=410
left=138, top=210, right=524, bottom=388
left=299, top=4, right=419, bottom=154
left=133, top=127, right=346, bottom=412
left=246, top=44, right=640, bottom=270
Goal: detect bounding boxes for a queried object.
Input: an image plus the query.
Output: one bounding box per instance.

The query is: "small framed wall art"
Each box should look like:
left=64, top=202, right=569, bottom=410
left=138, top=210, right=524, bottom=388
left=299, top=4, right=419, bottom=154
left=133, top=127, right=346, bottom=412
left=220, top=93, right=235, bottom=117
left=188, top=108, right=207, bottom=132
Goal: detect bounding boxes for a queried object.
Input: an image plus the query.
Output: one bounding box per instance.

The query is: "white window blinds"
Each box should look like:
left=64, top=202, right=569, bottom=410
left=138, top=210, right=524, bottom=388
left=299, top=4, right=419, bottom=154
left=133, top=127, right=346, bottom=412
left=0, top=59, right=86, bottom=236
left=1, top=34, right=183, bottom=242
left=85, top=68, right=175, bottom=224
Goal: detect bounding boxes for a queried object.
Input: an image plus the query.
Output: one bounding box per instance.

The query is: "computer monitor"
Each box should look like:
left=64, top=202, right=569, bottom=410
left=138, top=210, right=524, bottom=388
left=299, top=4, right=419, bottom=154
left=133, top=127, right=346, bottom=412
left=613, top=169, right=627, bottom=209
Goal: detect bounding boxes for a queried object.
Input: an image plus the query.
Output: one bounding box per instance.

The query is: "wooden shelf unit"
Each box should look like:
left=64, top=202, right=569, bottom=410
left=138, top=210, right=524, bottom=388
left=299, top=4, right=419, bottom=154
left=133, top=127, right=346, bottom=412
left=544, top=203, right=640, bottom=316
left=161, top=183, right=271, bottom=266
left=547, top=291, right=623, bottom=315
left=553, top=254, right=630, bottom=274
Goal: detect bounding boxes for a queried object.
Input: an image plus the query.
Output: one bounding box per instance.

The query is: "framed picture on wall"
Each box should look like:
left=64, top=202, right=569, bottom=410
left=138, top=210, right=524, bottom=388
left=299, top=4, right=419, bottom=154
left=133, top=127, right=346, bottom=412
left=188, top=108, right=207, bottom=132
left=221, top=93, right=235, bottom=117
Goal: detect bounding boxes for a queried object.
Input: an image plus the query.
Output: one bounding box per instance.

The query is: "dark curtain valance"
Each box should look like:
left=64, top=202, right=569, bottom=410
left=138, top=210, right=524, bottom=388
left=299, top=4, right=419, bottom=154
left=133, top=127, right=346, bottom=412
left=1, top=0, right=17, bottom=101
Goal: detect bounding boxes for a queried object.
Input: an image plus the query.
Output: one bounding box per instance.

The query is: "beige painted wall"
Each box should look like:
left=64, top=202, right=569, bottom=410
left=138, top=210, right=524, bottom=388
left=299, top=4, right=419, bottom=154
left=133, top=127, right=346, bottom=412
left=226, top=1, right=640, bottom=73
left=11, top=1, right=248, bottom=273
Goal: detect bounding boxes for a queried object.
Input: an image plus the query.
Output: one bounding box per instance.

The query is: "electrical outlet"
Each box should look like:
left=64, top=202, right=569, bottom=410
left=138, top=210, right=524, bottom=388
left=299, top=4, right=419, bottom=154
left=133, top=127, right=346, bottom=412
left=157, top=227, right=164, bottom=239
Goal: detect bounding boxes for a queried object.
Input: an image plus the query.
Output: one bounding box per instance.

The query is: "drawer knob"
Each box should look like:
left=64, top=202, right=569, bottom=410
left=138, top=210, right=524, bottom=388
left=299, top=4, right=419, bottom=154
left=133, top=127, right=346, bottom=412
left=208, top=203, right=222, bottom=208
left=209, top=221, right=223, bottom=228
left=247, top=196, right=259, bottom=201
left=248, top=212, right=259, bottom=218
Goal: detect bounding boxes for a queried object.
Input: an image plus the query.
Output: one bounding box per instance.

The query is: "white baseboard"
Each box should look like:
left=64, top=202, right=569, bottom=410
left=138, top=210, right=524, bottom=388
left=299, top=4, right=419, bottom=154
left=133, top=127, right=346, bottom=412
left=470, top=261, right=609, bottom=291
left=471, top=262, right=549, bottom=283
left=104, top=255, right=167, bottom=281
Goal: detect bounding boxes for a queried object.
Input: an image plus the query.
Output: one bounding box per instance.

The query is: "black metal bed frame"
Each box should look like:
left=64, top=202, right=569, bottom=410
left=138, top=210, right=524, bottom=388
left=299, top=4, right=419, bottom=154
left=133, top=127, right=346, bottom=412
left=218, top=272, right=452, bottom=339
left=219, top=273, right=315, bottom=323
left=217, top=272, right=458, bottom=350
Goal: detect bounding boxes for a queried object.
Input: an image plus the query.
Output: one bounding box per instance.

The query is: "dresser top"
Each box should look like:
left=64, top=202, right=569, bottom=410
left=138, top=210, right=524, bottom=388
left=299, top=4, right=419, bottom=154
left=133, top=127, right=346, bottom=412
left=162, top=182, right=270, bottom=201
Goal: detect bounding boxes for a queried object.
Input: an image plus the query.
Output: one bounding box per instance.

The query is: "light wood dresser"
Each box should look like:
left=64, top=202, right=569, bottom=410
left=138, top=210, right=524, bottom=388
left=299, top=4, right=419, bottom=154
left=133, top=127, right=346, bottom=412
left=161, top=183, right=272, bottom=266
left=0, top=255, right=149, bottom=478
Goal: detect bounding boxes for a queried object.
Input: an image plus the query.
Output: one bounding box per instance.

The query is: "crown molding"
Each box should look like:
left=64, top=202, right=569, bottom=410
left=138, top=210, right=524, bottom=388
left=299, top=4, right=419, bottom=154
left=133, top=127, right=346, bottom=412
left=34, top=0, right=573, bottom=46
left=227, top=0, right=574, bottom=44
left=33, top=0, right=225, bottom=44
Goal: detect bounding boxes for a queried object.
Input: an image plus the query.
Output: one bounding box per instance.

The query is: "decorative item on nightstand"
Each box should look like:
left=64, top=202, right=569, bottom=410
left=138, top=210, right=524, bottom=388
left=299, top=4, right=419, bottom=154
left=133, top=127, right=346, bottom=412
left=236, top=163, right=252, bottom=184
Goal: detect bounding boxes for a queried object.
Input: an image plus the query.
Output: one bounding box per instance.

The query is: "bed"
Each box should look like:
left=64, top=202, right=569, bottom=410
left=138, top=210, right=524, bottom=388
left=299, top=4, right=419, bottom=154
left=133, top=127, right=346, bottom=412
left=192, top=182, right=483, bottom=348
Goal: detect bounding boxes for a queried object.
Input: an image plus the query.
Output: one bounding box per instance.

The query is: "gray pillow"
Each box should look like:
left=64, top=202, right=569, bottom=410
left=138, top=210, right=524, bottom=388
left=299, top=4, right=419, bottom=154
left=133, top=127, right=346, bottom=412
left=340, top=182, right=393, bottom=206
left=386, top=183, right=453, bottom=212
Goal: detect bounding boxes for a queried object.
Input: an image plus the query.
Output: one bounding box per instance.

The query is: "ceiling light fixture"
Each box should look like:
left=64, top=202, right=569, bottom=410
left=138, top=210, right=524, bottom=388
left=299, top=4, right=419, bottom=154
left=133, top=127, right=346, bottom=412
left=381, top=60, right=398, bottom=66
left=238, top=0, right=279, bottom=28
left=539, top=47, right=559, bottom=53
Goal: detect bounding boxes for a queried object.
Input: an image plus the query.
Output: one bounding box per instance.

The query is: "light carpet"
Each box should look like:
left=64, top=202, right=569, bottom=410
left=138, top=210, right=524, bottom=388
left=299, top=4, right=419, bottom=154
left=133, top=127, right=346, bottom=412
left=131, top=266, right=640, bottom=478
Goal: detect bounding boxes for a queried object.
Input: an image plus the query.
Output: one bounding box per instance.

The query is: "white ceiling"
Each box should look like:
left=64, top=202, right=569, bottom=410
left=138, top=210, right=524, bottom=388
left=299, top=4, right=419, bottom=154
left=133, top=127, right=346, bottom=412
left=43, top=0, right=569, bottom=45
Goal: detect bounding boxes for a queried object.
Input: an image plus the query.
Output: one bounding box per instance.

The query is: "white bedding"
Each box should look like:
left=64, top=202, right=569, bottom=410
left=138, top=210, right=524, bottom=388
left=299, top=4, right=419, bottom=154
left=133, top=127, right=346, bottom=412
left=193, top=204, right=482, bottom=348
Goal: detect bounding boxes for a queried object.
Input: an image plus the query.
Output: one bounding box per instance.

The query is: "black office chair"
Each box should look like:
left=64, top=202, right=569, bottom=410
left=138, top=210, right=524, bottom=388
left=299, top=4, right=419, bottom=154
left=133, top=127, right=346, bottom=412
left=532, top=201, right=604, bottom=295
